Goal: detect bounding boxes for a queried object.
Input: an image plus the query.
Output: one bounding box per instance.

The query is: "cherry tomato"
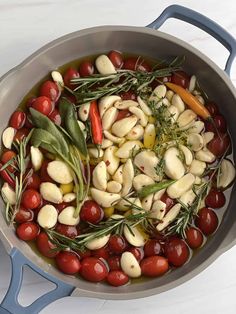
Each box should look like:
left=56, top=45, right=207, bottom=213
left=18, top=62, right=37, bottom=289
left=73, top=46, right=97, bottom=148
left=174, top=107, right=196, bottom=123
left=15, top=207, right=34, bottom=224
left=55, top=224, right=78, bottom=239
left=55, top=251, right=81, bottom=275
left=207, top=132, right=230, bottom=158
left=205, top=188, right=226, bottom=208
left=77, top=249, right=91, bottom=259
left=91, top=245, right=110, bottom=260
left=40, top=160, right=54, bottom=183
left=25, top=173, right=41, bottom=190
left=205, top=102, right=219, bottom=116
left=107, top=270, right=129, bottom=286
left=120, top=90, right=137, bottom=101
left=9, top=111, right=26, bottom=129
left=1, top=150, right=16, bottom=172
left=108, top=235, right=127, bottom=254
left=80, top=257, right=108, bottom=282
left=205, top=115, right=227, bottom=133
left=123, top=57, right=151, bottom=72
left=80, top=200, right=104, bottom=224
left=26, top=97, right=36, bottom=108
left=144, top=239, right=162, bottom=257
left=115, top=109, right=132, bottom=121
left=141, top=256, right=169, bottom=277
left=185, top=227, right=203, bottom=249
left=107, top=256, right=121, bottom=271
left=16, top=222, right=40, bottom=241
left=39, top=80, right=59, bottom=102
left=171, top=71, right=190, bottom=88
left=36, top=232, right=59, bottom=258
left=0, top=164, right=15, bottom=188
left=31, top=96, right=53, bottom=116
left=14, top=128, right=30, bottom=142
left=54, top=202, right=69, bottom=213
left=79, top=61, right=94, bottom=77
left=63, top=68, right=80, bottom=89
left=128, top=247, right=144, bottom=262
left=21, top=189, right=42, bottom=210
left=48, top=109, right=61, bottom=125
left=196, top=207, right=218, bottom=235
left=160, top=193, right=175, bottom=212
left=165, top=238, right=189, bottom=267
left=108, top=50, right=124, bottom=68
left=24, top=115, right=34, bottom=129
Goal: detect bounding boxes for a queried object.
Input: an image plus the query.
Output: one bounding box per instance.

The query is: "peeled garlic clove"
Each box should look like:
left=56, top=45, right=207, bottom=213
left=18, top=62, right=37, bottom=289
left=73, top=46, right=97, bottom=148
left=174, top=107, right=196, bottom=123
left=112, top=165, right=124, bottom=184
left=171, top=94, right=185, bottom=113
left=98, top=95, right=121, bottom=117
left=102, top=107, right=118, bottom=130
left=179, top=189, right=196, bottom=207
left=111, top=115, right=138, bottom=137
left=2, top=127, right=15, bottom=149
left=88, top=148, right=104, bottom=158
left=90, top=188, right=120, bottom=207
left=156, top=204, right=181, bottom=231
left=115, top=141, right=143, bottom=159
left=179, top=145, right=193, bottom=166
left=126, top=125, right=144, bottom=140
left=164, top=147, right=185, bottom=180
left=86, top=234, right=110, bottom=250
left=195, top=148, right=216, bottom=163
left=167, top=173, right=195, bottom=199
left=137, top=96, right=152, bottom=116
left=47, top=160, right=73, bottom=184
left=103, top=130, right=123, bottom=144
left=51, top=71, right=64, bottom=87
left=101, top=138, right=113, bottom=149
left=92, top=161, right=107, bottom=191
left=114, top=100, right=138, bottom=110
left=203, top=132, right=214, bottom=145
left=187, top=133, right=204, bottom=152
left=95, top=55, right=116, bottom=75
left=133, top=174, right=154, bottom=191
left=124, top=225, right=146, bottom=247
left=37, top=205, right=58, bottom=229
left=188, top=75, right=196, bottom=92
left=63, top=193, right=76, bottom=203
left=217, top=159, right=236, bottom=188
left=121, top=252, right=141, bottom=278
left=189, top=159, right=206, bottom=176
left=40, top=182, right=63, bottom=203
left=1, top=182, right=16, bottom=205
left=166, top=105, right=179, bottom=123
left=188, top=120, right=205, bottom=134
left=153, top=188, right=166, bottom=201
left=166, top=90, right=174, bottom=102
left=106, top=181, right=122, bottom=193
left=115, top=197, right=136, bottom=211
left=143, top=124, right=156, bottom=149
left=103, top=146, right=120, bottom=175
left=58, top=206, right=80, bottom=225
left=129, top=106, right=148, bottom=127
left=149, top=85, right=167, bottom=102
left=150, top=200, right=166, bottom=220
left=141, top=194, right=154, bottom=211
left=121, top=159, right=134, bottom=197
left=78, top=103, right=90, bottom=121
left=177, top=109, right=197, bottom=128
left=134, top=150, right=160, bottom=181
left=195, top=95, right=205, bottom=105
left=30, top=146, right=44, bottom=171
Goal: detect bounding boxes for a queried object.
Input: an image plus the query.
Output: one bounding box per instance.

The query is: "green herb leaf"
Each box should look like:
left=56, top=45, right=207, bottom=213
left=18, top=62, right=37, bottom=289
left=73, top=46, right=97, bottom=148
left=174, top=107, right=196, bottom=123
left=31, top=128, right=61, bottom=154
left=138, top=180, right=176, bottom=198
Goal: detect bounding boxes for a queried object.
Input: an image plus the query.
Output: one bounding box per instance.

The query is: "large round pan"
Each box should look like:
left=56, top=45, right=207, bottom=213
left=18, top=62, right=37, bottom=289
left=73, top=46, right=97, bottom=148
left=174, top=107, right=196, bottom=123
left=0, top=5, right=236, bottom=314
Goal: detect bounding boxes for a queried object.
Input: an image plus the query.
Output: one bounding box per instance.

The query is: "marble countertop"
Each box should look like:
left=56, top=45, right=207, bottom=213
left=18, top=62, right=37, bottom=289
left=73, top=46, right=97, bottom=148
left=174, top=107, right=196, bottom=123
left=0, top=0, right=236, bottom=313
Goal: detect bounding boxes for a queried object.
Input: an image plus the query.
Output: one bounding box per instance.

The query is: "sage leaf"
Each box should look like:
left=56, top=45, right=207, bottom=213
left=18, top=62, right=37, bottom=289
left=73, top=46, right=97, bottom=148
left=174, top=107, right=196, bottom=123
left=31, top=128, right=61, bottom=154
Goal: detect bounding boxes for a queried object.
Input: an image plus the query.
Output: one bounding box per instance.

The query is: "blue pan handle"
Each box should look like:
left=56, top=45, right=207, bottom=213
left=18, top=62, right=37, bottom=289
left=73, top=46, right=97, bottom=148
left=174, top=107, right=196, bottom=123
left=147, top=5, right=236, bottom=76
left=0, top=248, right=74, bottom=314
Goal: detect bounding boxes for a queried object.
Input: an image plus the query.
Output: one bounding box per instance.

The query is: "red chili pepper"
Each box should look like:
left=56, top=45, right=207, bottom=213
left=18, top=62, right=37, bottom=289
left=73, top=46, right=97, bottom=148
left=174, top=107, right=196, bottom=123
left=89, top=101, right=103, bottom=145
left=0, top=163, right=16, bottom=188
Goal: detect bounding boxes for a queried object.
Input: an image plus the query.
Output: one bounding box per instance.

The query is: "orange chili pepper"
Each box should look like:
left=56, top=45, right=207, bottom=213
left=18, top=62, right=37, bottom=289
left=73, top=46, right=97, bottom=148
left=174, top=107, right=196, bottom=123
left=165, top=82, right=211, bottom=120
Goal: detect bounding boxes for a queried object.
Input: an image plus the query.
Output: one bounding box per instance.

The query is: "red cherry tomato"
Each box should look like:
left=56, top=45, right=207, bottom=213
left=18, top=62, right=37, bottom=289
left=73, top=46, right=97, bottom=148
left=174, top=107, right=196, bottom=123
left=80, top=200, right=104, bottom=224
left=25, top=173, right=41, bottom=190
left=24, top=115, right=34, bottom=129
left=15, top=207, right=34, bottom=224
left=207, top=132, right=230, bottom=158
left=26, top=97, right=36, bottom=108
left=80, top=257, right=108, bottom=282
left=55, top=251, right=81, bottom=275
left=63, top=68, right=80, bottom=89
left=91, top=245, right=110, bottom=260
left=77, top=249, right=91, bottom=259
left=120, top=91, right=137, bottom=101
left=205, top=102, right=219, bottom=116
left=108, top=50, right=124, bottom=68
left=196, top=207, right=218, bottom=235
left=144, top=239, right=162, bottom=257
left=205, top=188, right=226, bottom=208
left=31, top=96, right=53, bottom=116
left=21, top=189, right=42, bottom=210
left=36, top=232, right=59, bottom=258
left=9, top=111, right=26, bottom=129
left=1, top=150, right=17, bottom=172
left=54, top=202, right=69, bottom=213
left=108, top=235, right=127, bottom=254
left=205, top=115, right=227, bottom=133
left=123, top=57, right=151, bottom=72
left=40, top=160, right=54, bottom=183
left=107, top=256, right=121, bottom=271
left=165, top=238, right=189, bottom=267
left=39, top=80, right=59, bottom=102
left=48, top=109, right=61, bottom=125
left=55, top=224, right=78, bottom=239
left=14, top=128, right=30, bottom=142
left=79, top=61, right=94, bottom=77
left=0, top=163, right=15, bottom=188
left=16, top=222, right=40, bottom=241
left=171, top=71, right=190, bottom=88
left=115, top=109, right=132, bottom=121
left=185, top=227, right=204, bottom=249
left=107, top=270, right=129, bottom=286
left=160, top=193, right=175, bottom=212
left=128, top=247, right=144, bottom=262
left=141, top=256, right=169, bottom=277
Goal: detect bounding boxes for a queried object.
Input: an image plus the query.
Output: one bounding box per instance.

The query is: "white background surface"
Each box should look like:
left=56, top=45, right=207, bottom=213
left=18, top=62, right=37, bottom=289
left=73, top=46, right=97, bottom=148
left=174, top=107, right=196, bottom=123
left=0, top=0, right=236, bottom=313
